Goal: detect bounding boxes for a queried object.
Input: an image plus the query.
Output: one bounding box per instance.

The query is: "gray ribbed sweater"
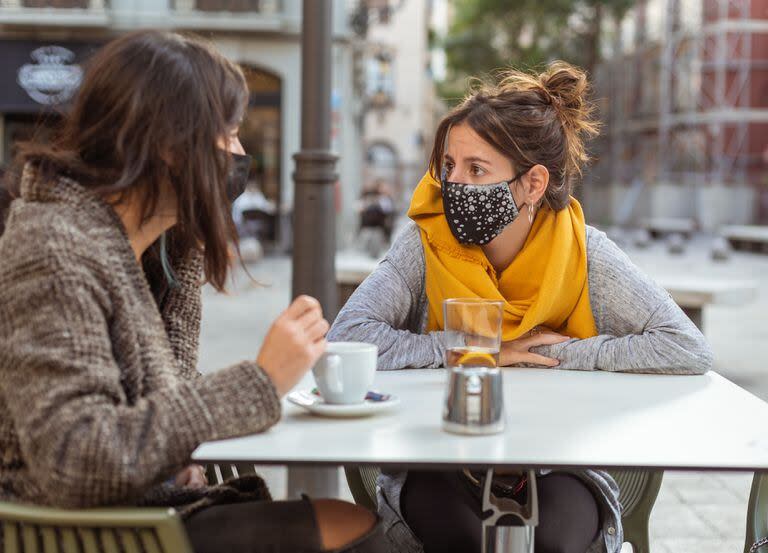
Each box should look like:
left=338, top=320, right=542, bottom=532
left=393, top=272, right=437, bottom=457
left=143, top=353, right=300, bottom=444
left=329, top=221, right=713, bottom=553
left=0, top=166, right=281, bottom=509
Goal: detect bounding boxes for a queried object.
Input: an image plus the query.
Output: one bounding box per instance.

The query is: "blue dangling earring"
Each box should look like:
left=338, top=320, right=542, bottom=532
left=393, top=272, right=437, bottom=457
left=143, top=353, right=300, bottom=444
left=159, top=232, right=178, bottom=288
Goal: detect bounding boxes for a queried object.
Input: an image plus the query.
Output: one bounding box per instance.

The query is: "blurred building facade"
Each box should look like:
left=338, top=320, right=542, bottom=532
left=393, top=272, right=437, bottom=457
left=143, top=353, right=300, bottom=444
left=588, top=0, right=768, bottom=229
left=0, top=0, right=363, bottom=249
left=351, top=0, right=442, bottom=220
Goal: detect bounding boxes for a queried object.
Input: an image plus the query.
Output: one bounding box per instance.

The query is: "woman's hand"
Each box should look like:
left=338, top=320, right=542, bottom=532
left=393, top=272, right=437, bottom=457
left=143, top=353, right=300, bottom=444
left=500, top=328, right=571, bottom=367
left=257, top=295, right=329, bottom=397
left=174, top=464, right=208, bottom=488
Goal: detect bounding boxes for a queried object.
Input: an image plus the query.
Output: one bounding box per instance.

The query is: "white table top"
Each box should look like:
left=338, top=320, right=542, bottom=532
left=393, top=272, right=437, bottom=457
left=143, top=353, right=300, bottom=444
left=194, top=369, right=768, bottom=472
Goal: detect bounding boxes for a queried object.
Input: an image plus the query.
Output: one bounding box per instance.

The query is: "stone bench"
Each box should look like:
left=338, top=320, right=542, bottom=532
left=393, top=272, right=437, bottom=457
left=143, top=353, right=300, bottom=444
left=720, top=225, right=768, bottom=253
left=655, top=277, right=757, bottom=331
left=335, top=252, right=758, bottom=333
left=336, top=252, right=381, bottom=308
left=642, top=217, right=697, bottom=239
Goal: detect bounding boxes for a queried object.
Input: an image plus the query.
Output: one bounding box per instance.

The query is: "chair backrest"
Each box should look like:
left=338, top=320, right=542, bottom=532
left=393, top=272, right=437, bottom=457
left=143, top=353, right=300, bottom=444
left=0, top=501, right=193, bottom=553
left=609, top=470, right=663, bottom=518
left=205, top=463, right=261, bottom=486
left=344, top=466, right=664, bottom=550
left=344, top=467, right=379, bottom=512
left=609, top=469, right=663, bottom=553
left=746, top=471, right=768, bottom=553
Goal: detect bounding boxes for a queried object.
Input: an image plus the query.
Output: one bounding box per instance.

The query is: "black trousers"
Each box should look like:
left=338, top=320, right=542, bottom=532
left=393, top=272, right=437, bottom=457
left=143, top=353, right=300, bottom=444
left=184, top=498, right=388, bottom=553
left=401, top=471, right=600, bottom=553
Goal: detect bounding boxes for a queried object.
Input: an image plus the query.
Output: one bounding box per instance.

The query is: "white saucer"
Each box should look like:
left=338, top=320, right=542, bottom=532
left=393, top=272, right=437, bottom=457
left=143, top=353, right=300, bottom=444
left=287, top=390, right=400, bottom=418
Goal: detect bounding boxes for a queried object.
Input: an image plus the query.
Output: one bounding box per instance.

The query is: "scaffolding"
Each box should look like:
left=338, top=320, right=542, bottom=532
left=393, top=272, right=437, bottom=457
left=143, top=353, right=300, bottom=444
left=592, top=0, right=768, bottom=223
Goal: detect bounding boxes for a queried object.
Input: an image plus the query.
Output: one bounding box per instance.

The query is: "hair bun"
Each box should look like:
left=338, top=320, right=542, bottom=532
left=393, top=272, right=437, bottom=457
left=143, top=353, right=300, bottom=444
left=538, top=60, right=599, bottom=139
left=540, top=61, right=588, bottom=110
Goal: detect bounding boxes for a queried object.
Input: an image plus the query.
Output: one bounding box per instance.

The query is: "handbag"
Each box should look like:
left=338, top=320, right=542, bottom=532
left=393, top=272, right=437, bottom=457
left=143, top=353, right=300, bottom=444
left=139, top=474, right=272, bottom=519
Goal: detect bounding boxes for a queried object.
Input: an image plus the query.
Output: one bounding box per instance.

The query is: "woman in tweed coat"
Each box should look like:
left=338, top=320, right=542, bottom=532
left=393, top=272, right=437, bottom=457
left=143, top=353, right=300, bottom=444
left=0, top=30, right=385, bottom=553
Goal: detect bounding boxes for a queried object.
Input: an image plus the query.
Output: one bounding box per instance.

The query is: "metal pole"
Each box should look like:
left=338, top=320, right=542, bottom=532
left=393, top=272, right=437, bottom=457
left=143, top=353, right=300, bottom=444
left=287, top=0, right=340, bottom=500
left=657, top=0, right=676, bottom=186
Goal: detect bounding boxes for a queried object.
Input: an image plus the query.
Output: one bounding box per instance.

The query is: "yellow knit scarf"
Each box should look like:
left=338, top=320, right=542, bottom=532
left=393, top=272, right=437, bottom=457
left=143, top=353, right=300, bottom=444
left=407, top=171, right=597, bottom=341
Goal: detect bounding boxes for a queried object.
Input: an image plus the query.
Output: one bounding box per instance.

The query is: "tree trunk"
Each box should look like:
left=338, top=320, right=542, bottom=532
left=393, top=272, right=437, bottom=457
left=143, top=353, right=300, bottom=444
left=584, top=3, right=604, bottom=78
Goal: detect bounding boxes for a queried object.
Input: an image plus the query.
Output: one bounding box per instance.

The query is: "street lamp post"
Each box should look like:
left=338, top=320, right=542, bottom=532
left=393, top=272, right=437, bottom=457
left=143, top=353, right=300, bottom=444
left=287, top=0, right=340, bottom=499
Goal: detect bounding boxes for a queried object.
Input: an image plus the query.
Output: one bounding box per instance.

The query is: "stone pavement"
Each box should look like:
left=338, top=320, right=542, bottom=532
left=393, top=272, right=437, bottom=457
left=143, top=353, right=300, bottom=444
left=198, top=234, right=766, bottom=553
left=620, top=235, right=765, bottom=552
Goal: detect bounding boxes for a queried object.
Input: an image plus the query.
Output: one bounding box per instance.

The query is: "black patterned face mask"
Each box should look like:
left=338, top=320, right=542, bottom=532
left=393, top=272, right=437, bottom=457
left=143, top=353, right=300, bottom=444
left=226, top=152, right=252, bottom=203
left=441, top=170, right=527, bottom=245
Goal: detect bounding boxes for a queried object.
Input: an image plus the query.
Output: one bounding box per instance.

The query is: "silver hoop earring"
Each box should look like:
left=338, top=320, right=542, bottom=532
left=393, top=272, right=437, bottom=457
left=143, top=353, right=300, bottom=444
left=528, top=203, right=536, bottom=225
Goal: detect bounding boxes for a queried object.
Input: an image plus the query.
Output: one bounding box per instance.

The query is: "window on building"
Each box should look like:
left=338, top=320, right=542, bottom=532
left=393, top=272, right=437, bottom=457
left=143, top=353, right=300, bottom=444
left=367, top=0, right=394, bottom=24
left=237, top=66, right=282, bottom=242
left=366, top=142, right=397, bottom=167
left=366, top=50, right=395, bottom=109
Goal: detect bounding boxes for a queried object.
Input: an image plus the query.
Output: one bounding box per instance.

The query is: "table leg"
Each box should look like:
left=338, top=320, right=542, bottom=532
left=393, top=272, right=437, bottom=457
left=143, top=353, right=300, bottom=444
left=481, top=469, right=538, bottom=553
left=286, top=467, right=340, bottom=499
left=682, top=306, right=703, bottom=331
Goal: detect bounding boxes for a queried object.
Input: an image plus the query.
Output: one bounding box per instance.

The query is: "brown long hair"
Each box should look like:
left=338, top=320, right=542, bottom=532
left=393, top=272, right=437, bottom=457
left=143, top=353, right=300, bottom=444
left=429, top=61, right=600, bottom=211
left=11, top=30, right=248, bottom=291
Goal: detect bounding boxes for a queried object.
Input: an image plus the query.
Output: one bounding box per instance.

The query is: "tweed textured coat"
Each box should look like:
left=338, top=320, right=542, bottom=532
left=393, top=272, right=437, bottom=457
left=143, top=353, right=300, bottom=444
left=0, top=165, right=280, bottom=509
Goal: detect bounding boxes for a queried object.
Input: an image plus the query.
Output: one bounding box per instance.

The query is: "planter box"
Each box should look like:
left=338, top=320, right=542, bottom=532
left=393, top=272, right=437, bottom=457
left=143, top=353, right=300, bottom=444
left=696, top=185, right=755, bottom=231
left=609, top=183, right=650, bottom=226
left=649, top=183, right=695, bottom=220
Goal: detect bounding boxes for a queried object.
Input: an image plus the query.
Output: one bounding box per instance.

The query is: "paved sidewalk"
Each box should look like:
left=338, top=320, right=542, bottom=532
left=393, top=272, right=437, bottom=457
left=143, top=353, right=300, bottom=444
left=619, top=235, right=767, bottom=552
left=650, top=471, right=752, bottom=553
left=198, top=236, right=765, bottom=552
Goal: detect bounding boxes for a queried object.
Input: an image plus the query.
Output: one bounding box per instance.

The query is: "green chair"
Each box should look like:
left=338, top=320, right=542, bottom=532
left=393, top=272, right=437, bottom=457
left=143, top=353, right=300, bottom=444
left=345, top=467, right=663, bottom=553
left=745, top=471, right=768, bottom=553
left=344, top=466, right=379, bottom=512
left=611, top=470, right=664, bottom=553
left=0, top=500, right=192, bottom=553
left=0, top=463, right=260, bottom=553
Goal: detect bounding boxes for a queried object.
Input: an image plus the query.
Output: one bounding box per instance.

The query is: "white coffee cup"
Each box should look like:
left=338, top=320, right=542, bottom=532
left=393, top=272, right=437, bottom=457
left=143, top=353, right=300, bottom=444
left=313, top=342, right=378, bottom=405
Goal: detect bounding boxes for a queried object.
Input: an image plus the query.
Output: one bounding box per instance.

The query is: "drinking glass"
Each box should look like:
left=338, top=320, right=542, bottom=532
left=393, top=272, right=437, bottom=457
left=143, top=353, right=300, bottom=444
left=443, top=298, right=503, bottom=368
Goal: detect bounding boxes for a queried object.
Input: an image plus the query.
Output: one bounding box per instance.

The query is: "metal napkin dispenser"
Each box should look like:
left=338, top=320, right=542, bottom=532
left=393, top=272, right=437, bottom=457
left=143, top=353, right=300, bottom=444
left=443, top=367, right=505, bottom=435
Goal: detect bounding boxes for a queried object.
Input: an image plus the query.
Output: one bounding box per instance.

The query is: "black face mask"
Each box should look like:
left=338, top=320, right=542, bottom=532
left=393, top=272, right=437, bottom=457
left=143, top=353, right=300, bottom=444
left=441, top=169, right=527, bottom=245
left=226, top=152, right=252, bottom=203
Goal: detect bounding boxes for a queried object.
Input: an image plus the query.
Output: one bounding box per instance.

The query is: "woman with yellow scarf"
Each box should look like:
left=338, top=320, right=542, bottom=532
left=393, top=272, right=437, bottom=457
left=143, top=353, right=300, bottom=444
left=329, top=62, right=712, bottom=553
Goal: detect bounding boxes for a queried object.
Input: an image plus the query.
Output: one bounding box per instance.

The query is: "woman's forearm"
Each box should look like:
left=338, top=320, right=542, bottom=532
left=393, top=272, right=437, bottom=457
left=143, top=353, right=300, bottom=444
left=329, top=260, right=444, bottom=370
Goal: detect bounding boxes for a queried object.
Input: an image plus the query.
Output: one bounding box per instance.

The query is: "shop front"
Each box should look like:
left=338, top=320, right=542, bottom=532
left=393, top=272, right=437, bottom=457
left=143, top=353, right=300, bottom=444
left=0, top=39, right=102, bottom=166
